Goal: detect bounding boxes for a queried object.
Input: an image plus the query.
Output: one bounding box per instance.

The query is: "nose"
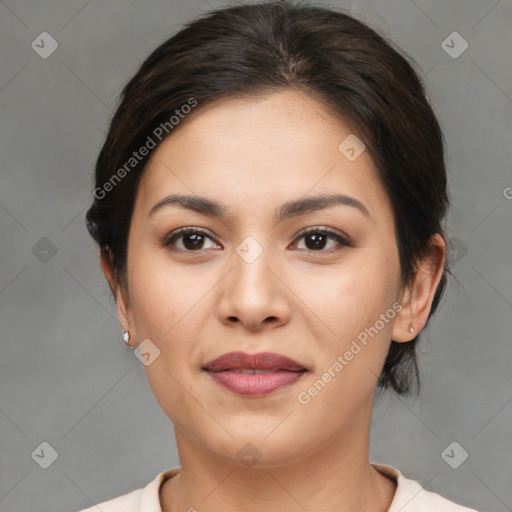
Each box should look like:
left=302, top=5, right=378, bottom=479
left=216, top=241, right=292, bottom=332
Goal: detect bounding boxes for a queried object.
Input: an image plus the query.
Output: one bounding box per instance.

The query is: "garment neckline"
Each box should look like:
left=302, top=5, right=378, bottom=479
left=154, top=462, right=402, bottom=511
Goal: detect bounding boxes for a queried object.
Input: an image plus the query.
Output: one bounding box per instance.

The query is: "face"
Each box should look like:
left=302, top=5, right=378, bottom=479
left=113, top=90, right=409, bottom=468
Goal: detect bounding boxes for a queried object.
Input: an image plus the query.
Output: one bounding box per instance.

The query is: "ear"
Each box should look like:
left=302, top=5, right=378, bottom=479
left=392, top=234, right=446, bottom=343
left=99, top=248, right=137, bottom=345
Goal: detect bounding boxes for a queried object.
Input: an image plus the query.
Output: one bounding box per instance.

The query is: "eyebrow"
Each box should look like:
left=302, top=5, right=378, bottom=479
left=148, top=193, right=370, bottom=223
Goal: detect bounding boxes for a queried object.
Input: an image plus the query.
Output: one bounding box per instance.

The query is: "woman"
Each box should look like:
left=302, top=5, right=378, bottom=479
left=81, top=1, right=479, bottom=510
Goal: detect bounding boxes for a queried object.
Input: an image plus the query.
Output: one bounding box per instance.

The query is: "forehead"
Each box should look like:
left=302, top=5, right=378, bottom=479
left=134, top=90, right=392, bottom=224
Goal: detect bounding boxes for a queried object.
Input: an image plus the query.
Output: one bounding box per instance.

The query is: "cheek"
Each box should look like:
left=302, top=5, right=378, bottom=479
left=293, top=267, right=398, bottom=430
left=295, top=249, right=400, bottom=394
left=303, top=252, right=398, bottom=337
left=127, top=250, right=214, bottom=382
left=127, top=253, right=207, bottom=424
left=128, top=249, right=205, bottom=339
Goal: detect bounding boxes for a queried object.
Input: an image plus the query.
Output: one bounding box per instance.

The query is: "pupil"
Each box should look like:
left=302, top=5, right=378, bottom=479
left=185, top=233, right=203, bottom=250
left=307, top=233, right=325, bottom=250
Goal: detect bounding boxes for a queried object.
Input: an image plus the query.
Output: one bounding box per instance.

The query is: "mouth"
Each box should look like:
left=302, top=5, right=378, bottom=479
left=202, top=351, right=308, bottom=396
left=225, top=368, right=304, bottom=374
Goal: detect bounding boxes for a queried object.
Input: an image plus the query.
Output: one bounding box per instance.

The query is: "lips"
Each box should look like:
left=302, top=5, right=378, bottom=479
left=202, top=351, right=307, bottom=372
left=202, top=351, right=307, bottom=396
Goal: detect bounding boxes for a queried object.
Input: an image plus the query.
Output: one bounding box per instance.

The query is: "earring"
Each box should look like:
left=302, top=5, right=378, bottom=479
left=123, top=331, right=130, bottom=346
left=408, top=324, right=415, bottom=334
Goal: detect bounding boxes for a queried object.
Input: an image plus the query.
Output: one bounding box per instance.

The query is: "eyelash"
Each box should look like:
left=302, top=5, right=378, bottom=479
left=162, top=226, right=353, bottom=253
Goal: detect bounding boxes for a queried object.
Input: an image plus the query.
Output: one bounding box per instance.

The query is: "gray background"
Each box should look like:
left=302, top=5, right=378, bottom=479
left=0, top=0, right=511, bottom=510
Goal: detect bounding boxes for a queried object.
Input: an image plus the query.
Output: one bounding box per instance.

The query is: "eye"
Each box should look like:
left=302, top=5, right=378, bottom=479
left=162, top=226, right=353, bottom=253
left=162, top=227, right=220, bottom=252
left=291, top=227, right=353, bottom=252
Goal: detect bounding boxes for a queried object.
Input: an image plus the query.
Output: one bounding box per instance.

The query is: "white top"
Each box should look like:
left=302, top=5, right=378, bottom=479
left=77, top=463, right=479, bottom=511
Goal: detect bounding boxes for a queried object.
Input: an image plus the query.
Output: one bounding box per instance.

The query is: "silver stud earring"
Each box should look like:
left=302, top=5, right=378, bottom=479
left=123, top=331, right=130, bottom=346
left=408, top=324, right=415, bottom=334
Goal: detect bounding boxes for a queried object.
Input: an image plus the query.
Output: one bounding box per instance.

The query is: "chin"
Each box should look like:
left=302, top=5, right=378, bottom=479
left=201, top=428, right=310, bottom=470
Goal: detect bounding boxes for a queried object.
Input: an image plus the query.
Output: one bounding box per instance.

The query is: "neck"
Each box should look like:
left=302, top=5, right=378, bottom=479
left=160, top=398, right=396, bottom=512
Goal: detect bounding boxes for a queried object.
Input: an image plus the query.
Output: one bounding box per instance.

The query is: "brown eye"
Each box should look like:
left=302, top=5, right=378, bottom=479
left=163, top=228, right=220, bottom=252
left=162, top=226, right=352, bottom=254
left=292, top=228, right=353, bottom=252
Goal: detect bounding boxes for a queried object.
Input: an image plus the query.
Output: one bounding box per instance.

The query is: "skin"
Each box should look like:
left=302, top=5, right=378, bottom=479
left=101, top=89, right=446, bottom=512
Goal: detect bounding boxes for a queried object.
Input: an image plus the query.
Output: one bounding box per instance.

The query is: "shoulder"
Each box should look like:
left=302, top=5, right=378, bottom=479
left=371, top=462, right=480, bottom=512
left=75, top=467, right=181, bottom=512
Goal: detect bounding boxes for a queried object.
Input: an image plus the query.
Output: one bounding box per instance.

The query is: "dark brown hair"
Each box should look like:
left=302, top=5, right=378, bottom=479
left=86, top=0, right=450, bottom=397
